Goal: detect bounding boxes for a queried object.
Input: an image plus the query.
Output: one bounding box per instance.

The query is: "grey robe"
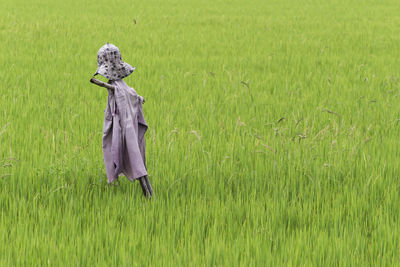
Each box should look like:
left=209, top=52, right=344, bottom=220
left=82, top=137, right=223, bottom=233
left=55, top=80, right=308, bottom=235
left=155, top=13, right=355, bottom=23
left=102, top=79, right=148, bottom=183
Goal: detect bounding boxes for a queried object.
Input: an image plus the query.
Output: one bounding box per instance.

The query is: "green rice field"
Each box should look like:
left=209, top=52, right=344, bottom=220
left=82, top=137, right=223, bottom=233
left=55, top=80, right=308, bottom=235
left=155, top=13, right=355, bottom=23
left=1, top=0, right=400, bottom=265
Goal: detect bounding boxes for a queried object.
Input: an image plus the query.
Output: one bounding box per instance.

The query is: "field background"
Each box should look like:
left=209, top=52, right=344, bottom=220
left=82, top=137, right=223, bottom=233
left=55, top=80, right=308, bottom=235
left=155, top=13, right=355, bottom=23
left=1, top=0, right=400, bottom=265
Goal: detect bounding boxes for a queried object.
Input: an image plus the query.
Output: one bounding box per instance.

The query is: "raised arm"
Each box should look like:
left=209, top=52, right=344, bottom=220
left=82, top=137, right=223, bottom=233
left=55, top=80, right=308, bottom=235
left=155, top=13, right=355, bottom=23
left=90, top=77, right=115, bottom=91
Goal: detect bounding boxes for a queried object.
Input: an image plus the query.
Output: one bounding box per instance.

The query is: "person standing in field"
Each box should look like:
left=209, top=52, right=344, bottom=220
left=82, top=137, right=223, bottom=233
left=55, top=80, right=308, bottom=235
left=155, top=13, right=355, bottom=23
left=92, top=43, right=153, bottom=198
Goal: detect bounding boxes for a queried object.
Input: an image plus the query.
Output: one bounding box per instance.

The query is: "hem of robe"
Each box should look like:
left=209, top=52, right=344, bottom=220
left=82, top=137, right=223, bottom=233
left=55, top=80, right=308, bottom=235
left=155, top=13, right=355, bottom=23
left=107, top=171, right=148, bottom=184
left=124, top=170, right=148, bottom=181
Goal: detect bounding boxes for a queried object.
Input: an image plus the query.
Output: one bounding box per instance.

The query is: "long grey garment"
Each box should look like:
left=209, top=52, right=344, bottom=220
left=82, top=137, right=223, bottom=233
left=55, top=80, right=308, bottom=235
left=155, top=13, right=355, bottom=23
left=102, top=79, right=148, bottom=183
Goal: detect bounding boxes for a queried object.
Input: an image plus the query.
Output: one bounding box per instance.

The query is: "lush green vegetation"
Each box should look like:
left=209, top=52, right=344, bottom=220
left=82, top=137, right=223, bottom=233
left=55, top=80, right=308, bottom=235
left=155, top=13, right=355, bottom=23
left=1, top=0, right=400, bottom=265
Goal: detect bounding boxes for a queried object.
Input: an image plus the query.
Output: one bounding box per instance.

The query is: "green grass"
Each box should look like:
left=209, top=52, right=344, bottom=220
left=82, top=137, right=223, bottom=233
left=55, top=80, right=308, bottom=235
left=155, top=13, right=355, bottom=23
left=1, top=0, right=400, bottom=265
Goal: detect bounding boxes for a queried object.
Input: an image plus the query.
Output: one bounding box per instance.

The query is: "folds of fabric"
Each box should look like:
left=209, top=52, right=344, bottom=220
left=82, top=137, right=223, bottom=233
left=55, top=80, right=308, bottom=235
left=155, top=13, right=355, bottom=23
left=102, top=79, right=148, bottom=183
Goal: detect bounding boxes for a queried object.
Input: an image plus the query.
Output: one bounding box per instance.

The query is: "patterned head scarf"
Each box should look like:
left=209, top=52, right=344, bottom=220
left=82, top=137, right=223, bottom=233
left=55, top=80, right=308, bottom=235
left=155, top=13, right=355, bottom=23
left=94, top=43, right=135, bottom=80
